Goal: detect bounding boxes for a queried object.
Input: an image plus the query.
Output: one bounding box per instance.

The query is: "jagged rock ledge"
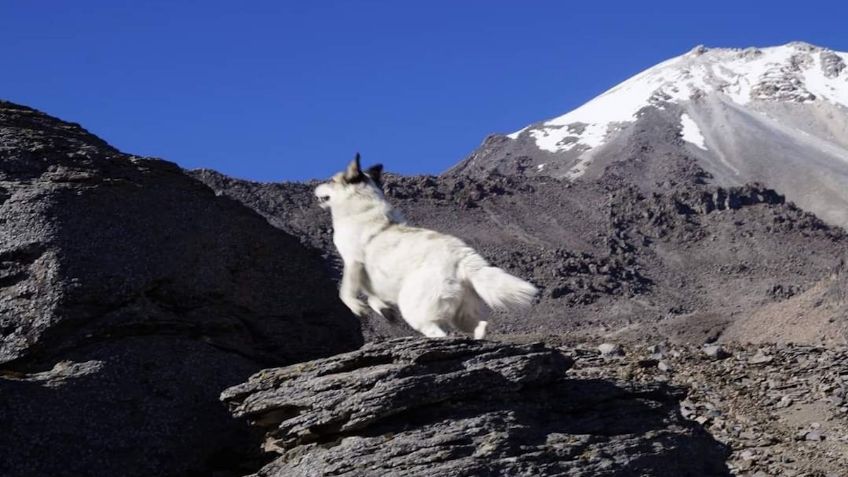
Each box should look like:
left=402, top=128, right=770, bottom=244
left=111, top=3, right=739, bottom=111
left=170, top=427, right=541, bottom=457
left=222, top=337, right=730, bottom=476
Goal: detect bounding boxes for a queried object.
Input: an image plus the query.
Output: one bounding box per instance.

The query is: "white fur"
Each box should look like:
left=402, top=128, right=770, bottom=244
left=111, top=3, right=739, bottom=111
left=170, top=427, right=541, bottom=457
left=315, top=160, right=538, bottom=339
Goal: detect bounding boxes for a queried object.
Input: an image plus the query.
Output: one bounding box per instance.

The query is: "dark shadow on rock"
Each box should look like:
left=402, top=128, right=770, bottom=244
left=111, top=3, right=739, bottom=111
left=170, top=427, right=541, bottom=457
left=0, top=337, right=278, bottom=477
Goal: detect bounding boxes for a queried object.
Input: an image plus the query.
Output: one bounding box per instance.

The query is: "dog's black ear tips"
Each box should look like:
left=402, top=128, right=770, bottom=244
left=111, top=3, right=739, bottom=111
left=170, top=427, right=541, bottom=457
left=345, top=153, right=363, bottom=181
left=366, top=163, right=383, bottom=184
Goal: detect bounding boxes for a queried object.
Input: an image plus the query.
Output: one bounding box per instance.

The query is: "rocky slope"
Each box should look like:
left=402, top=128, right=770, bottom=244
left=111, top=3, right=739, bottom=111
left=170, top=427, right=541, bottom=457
left=222, top=337, right=730, bottom=476
left=559, top=340, right=848, bottom=477
left=449, top=42, right=848, bottom=229
left=0, top=101, right=362, bottom=477
left=193, top=147, right=848, bottom=345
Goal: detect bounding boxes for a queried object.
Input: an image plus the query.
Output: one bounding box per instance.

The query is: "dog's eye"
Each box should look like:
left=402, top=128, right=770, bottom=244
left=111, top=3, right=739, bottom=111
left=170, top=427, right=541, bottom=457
left=317, top=195, right=330, bottom=202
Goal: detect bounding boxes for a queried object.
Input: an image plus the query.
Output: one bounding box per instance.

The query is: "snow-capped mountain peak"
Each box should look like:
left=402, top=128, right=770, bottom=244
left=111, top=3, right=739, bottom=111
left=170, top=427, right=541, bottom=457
left=453, top=42, right=848, bottom=229
left=508, top=42, right=848, bottom=163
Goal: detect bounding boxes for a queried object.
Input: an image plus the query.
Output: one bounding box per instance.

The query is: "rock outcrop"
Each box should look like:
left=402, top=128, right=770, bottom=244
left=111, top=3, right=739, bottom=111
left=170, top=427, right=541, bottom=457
left=222, top=337, right=730, bottom=476
left=0, top=101, right=362, bottom=477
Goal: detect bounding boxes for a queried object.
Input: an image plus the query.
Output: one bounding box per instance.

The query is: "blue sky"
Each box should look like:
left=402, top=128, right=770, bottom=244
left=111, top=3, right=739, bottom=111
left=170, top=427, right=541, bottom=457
left=2, top=1, right=847, bottom=181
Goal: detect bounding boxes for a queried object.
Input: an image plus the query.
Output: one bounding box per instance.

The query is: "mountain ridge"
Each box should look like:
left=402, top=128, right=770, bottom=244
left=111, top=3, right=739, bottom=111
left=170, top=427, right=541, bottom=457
left=449, top=42, right=848, bottom=229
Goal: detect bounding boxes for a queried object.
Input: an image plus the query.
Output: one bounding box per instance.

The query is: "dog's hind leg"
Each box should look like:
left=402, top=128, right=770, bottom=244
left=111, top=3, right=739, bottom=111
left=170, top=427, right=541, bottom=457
left=473, top=321, right=488, bottom=339
left=456, top=315, right=488, bottom=339
left=454, top=292, right=489, bottom=340
left=419, top=322, right=448, bottom=338
left=398, top=271, right=460, bottom=338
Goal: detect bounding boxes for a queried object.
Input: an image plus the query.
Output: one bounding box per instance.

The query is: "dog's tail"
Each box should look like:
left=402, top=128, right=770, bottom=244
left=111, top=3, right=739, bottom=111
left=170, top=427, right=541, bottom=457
left=458, top=251, right=537, bottom=310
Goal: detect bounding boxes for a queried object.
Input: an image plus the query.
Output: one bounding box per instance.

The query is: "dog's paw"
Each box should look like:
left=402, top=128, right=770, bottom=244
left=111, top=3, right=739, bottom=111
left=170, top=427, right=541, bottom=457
left=473, top=321, right=488, bottom=340
left=342, top=296, right=368, bottom=317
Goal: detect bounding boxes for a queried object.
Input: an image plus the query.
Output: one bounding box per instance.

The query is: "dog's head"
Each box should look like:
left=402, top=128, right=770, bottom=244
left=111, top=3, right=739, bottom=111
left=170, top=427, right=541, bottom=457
left=315, top=153, right=384, bottom=211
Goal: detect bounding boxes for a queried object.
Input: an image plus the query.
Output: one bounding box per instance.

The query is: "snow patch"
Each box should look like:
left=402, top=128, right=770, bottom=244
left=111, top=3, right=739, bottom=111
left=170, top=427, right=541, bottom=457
left=506, top=127, right=526, bottom=140
left=802, top=53, right=848, bottom=108
left=680, top=113, right=708, bottom=150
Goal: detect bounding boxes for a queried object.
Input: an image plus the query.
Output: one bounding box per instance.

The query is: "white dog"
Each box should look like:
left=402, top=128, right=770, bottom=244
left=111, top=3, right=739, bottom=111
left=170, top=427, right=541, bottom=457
left=314, top=154, right=537, bottom=339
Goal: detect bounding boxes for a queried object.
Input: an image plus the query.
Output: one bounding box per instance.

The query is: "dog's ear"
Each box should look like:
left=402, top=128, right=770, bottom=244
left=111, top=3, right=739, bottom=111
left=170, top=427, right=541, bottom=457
left=344, top=153, right=363, bottom=183
left=365, top=163, right=383, bottom=186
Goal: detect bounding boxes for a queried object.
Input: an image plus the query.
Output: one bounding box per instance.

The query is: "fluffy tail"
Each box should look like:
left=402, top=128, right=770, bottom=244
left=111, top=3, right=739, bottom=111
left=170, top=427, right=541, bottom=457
left=458, top=252, right=537, bottom=310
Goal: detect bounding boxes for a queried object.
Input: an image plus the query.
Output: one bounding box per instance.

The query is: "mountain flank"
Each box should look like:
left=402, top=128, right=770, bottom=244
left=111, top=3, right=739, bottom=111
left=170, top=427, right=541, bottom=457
left=451, top=42, right=848, bottom=229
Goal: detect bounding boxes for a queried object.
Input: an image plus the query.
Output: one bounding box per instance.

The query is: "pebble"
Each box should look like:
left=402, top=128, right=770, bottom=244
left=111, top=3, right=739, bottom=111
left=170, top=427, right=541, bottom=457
left=740, top=449, right=757, bottom=461
left=749, top=351, right=774, bottom=365
left=702, top=344, right=730, bottom=359
left=647, top=344, right=667, bottom=360
left=597, top=343, right=624, bottom=357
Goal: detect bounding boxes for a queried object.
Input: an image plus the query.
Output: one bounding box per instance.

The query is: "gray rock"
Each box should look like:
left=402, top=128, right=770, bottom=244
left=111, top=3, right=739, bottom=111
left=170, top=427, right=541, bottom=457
left=647, top=343, right=668, bottom=359
left=0, top=101, right=362, bottom=477
left=598, top=342, right=624, bottom=357
left=223, top=337, right=730, bottom=476
left=703, top=344, right=731, bottom=360
left=740, top=449, right=757, bottom=461
left=820, top=51, right=846, bottom=78
left=749, top=351, right=774, bottom=365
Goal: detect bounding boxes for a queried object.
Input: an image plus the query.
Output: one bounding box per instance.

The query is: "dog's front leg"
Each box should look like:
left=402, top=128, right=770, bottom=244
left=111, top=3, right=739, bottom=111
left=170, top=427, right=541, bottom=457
left=340, top=260, right=368, bottom=317
left=367, top=295, right=396, bottom=321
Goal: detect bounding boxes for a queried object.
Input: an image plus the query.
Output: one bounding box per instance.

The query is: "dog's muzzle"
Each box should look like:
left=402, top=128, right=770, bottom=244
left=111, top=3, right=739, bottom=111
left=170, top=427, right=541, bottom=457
left=314, top=183, right=333, bottom=209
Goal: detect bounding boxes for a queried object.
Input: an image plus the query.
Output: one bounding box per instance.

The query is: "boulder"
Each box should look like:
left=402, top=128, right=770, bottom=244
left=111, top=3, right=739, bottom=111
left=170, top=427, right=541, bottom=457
left=0, top=101, right=362, bottom=476
left=223, top=337, right=730, bottom=476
